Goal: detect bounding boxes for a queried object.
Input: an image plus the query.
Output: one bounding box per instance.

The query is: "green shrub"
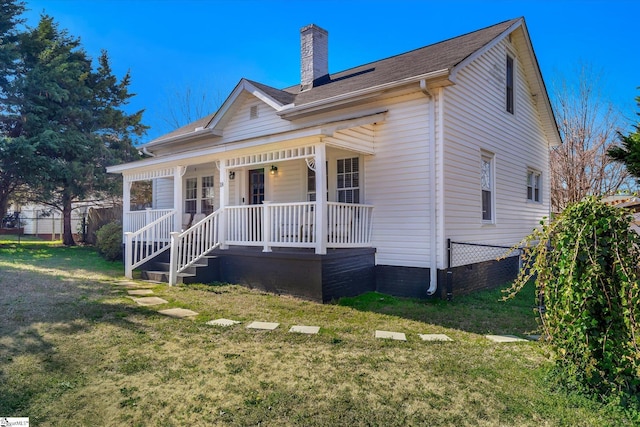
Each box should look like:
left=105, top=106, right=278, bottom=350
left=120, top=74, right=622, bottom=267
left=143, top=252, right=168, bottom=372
left=505, top=197, right=640, bottom=408
left=95, top=221, right=123, bottom=261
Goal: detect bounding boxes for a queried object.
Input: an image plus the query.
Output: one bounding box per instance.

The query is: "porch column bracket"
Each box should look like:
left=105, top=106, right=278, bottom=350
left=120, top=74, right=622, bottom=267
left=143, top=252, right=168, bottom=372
left=305, top=157, right=316, bottom=172
left=178, top=165, right=187, bottom=177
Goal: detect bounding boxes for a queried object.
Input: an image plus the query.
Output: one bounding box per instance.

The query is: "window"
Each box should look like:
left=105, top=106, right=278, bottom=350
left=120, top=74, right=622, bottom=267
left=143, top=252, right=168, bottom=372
left=307, top=163, right=328, bottom=202
left=185, top=175, right=215, bottom=215
left=201, top=175, right=215, bottom=214
left=185, top=177, right=197, bottom=214
left=337, top=157, right=360, bottom=203
left=481, top=154, right=494, bottom=222
left=527, top=170, right=541, bottom=202
left=307, top=167, right=316, bottom=202
left=506, top=55, right=514, bottom=114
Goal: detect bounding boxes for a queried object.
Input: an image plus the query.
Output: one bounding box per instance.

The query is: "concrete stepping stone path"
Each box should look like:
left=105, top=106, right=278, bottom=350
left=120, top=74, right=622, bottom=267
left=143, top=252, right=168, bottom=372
left=289, top=325, right=320, bottom=334
left=159, top=308, right=198, bottom=318
left=485, top=334, right=528, bottom=343
left=132, top=297, right=168, bottom=306
left=127, top=289, right=154, bottom=296
left=419, top=333, right=453, bottom=342
left=246, top=321, right=279, bottom=330
left=375, top=330, right=407, bottom=341
left=207, top=318, right=241, bottom=327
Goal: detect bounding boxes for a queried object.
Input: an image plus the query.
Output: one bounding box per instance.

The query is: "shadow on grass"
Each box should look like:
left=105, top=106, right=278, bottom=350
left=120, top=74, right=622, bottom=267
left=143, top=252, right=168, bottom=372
left=0, top=257, right=164, bottom=416
left=335, top=282, right=540, bottom=336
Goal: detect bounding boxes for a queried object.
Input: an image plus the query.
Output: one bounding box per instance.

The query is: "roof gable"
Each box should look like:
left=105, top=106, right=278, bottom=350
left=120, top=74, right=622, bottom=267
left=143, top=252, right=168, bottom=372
left=144, top=18, right=560, bottom=148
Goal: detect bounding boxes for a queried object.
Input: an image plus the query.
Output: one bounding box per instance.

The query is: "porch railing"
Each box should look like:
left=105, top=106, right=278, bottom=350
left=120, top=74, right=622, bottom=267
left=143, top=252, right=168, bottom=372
left=124, top=203, right=374, bottom=281
left=124, top=210, right=175, bottom=278
left=124, top=208, right=174, bottom=233
left=169, top=209, right=221, bottom=285
left=225, top=202, right=373, bottom=249
left=327, top=202, right=374, bottom=247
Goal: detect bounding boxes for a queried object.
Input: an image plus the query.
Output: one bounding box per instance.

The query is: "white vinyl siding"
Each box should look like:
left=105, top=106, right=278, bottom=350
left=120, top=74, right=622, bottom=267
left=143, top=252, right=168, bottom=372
left=443, top=37, right=550, bottom=247
left=153, top=178, right=174, bottom=209
left=222, top=95, right=292, bottom=142
left=364, top=93, right=433, bottom=268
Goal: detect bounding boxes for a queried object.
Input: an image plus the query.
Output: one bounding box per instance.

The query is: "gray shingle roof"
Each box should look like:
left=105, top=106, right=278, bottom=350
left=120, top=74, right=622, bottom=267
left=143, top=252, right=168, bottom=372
left=147, top=18, right=519, bottom=145
left=290, top=18, right=520, bottom=105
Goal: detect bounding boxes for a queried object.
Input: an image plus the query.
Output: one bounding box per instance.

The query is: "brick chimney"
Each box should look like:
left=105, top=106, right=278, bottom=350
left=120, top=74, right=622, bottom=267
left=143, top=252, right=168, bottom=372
left=300, top=24, right=329, bottom=91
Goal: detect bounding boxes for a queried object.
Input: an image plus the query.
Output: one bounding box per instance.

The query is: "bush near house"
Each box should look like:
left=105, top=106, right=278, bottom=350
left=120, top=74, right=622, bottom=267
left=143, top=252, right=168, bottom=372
left=95, top=221, right=123, bottom=261
left=505, top=197, right=640, bottom=410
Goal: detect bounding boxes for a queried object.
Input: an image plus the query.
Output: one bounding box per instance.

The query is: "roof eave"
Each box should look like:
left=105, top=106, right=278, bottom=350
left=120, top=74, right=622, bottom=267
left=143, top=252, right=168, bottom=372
left=142, top=127, right=223, bottom=151
left=278, top=69, right=451, bottom=120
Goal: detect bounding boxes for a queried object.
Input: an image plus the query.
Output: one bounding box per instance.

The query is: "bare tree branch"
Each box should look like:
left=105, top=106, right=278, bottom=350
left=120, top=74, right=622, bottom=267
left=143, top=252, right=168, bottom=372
left=550, top=64, right=632, bottom=212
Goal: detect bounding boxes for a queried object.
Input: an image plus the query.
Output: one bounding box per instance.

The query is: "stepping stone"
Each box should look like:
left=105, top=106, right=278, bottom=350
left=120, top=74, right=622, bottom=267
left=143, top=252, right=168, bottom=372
left=115, top=282, right=154, bottom=289
left=526, top=335, right=541, bottom=341
left=289, top=325, right=320, bottom=334
left=132, top=297, right=168, bottom=306
left=207, top=318, right=241, bottom=327
left=485, top=334, right=528, bottom=343
left=246, top=321, right=279, bottom=330
left=418, top=333, right=453, bottom=342
left=127, top=289, right=154, bottom=296
left=159, top=308, right=198, bottom=318
left=375, top=330, right=407, bottom=341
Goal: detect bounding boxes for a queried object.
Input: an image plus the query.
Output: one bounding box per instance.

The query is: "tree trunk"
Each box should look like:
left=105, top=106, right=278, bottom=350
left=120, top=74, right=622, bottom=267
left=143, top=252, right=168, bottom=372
left=0, top=194, right=8, bottom=224
left=62, top=194, right=76, bottom=246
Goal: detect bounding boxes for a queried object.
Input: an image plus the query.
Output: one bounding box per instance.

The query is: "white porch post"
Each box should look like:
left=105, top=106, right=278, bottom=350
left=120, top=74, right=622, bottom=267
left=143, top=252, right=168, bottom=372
left=123, top=176, right=133, bottom=278
left=315, top=143, right=327, bottom=255
left=262, top=201, right=272, bottom=252
left=173, top=166, right=184, bottom=232
left=123, top=176, right=131, bottom=233
left=219, top=161, right=228, bottom=249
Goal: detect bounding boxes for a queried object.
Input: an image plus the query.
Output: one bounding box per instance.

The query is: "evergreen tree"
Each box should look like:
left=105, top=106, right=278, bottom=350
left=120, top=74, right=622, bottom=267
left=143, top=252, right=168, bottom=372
left=7, top=15, right=146, bottom=244
left=0, top=0, right=26, bottom=218
left=609, top=94, right=640, bottom=180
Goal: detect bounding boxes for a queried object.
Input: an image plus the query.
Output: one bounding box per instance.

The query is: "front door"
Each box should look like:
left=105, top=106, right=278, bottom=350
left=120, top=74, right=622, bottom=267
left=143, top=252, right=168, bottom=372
left=248, top=168, right=265, bottom=204
left=247, top=168, right=265, bottom=241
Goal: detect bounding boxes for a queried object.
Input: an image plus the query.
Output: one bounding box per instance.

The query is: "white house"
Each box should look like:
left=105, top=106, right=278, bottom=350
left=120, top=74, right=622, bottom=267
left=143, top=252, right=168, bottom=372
left=107, top=18, right=560, bottom=302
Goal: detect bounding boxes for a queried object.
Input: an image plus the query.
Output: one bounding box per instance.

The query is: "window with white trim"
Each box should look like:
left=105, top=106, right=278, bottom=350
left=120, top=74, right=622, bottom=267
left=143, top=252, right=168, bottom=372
left=307, top=163, right=328, bottom=202
left=184, top=175, right=215, bottom=215
left=506, top=54, right=515, bottom=114
left=337, top=157, right=360, bottom=203
left=201, top=175, right=215, bottom=214
left=185, top=177, right=197, bottom=214
left=527, top=170, right=541, bottom=203
left=481, top=153, right=494, bottom=222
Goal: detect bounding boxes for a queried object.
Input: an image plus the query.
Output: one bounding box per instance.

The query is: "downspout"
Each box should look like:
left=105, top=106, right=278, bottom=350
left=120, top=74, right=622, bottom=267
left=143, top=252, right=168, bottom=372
left=142, top=146, right=156, bottom=157
left=421, top=80, right=438, bottom=296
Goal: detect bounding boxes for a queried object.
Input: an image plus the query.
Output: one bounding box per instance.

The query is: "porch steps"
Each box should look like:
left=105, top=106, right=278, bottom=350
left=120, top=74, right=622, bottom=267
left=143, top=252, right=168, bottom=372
left=140, top=254, right=220, bottom=285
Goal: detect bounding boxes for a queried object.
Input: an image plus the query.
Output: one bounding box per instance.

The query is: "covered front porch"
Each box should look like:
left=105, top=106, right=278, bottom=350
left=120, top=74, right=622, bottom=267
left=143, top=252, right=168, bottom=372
left=120, top=141, right=375, bottom=286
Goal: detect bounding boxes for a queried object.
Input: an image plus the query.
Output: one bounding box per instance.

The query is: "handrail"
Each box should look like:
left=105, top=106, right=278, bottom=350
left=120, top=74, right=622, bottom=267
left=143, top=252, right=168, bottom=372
left=124, top=210, right=175, bottom=278
left=169, top=209, right=221, bottom=285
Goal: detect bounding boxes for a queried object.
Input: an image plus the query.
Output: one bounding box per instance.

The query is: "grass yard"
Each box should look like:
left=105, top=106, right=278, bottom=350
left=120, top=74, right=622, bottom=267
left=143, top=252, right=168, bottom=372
left=0, top=239, right=635, bottom=426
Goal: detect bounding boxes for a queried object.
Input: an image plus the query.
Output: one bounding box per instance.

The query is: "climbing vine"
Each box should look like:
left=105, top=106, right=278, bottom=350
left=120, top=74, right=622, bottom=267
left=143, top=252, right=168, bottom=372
left=505, top=197, right=640, bottom=407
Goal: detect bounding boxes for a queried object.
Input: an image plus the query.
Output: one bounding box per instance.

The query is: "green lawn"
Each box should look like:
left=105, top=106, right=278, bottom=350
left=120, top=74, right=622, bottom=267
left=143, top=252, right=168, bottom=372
left=0, top=240, right=634, bottom=426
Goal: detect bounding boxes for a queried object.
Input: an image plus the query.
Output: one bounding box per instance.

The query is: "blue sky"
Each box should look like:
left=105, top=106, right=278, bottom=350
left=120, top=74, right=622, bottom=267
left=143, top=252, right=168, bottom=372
left=21, top=0, right=640, bottom=142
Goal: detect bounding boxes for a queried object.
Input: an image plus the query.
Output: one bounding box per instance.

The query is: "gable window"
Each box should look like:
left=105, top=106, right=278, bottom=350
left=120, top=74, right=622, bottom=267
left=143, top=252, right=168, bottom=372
left=337, top=157, right=360, bottom=203
left=506, top=55, right=514, bottom=114
left=527, top=170, right=541, bottom=203
left=481, top=153, right=494, bottom=222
